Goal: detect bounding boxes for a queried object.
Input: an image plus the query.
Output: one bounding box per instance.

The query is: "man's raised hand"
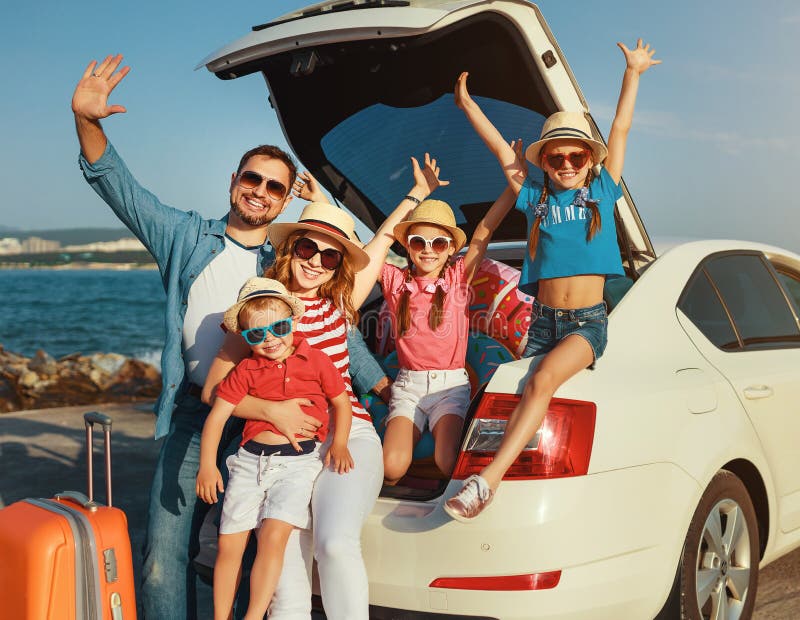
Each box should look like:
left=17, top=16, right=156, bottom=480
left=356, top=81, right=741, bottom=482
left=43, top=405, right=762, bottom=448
left=72, top=54, right=130, bottom=121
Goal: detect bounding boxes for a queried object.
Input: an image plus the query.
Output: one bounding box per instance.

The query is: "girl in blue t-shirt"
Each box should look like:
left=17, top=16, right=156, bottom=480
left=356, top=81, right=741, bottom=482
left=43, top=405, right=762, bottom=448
left=444, top=38, right=660, bottom=521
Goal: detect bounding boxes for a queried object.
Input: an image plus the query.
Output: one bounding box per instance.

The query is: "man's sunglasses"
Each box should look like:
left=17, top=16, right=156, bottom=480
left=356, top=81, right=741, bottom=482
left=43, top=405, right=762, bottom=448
left=407, top=234, right=452, bottom=253
left=292, top=237, right=344, bottom=271
left=241, top=317, right=294, bottom=345
left=544, top=150, right=590, bottom=170
left=237, top=171, right=288, bottom=201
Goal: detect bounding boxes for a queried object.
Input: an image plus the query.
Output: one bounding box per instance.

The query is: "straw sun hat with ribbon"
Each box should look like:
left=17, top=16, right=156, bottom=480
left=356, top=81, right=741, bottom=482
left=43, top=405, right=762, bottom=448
left=223, top=277, right=306, bottom=334
left=267, top=202, right=370, bottom=272
left=393, top=199, right=467, bottom=253
left=525, top=111, right=608, bottom=168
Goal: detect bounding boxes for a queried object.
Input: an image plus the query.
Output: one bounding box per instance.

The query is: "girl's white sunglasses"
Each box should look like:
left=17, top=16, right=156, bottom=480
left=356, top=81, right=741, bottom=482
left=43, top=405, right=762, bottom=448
left=407, top=234, right=452, bottom=253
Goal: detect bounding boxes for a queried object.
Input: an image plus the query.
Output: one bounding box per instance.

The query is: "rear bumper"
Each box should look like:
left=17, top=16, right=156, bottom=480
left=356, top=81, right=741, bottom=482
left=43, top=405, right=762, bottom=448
left=362, top=462, right=700, bottom=620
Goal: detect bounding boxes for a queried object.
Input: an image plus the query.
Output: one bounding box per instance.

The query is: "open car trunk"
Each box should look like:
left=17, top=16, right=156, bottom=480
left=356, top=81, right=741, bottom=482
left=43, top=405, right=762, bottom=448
left=202, top=0, right=657, bottom=495
left=202, top=0, right=655, bottom=267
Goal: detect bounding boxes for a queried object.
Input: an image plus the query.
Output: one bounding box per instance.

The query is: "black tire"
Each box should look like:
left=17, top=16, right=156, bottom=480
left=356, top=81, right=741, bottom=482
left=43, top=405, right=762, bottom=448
left=678, top=470, right=759, bottom=620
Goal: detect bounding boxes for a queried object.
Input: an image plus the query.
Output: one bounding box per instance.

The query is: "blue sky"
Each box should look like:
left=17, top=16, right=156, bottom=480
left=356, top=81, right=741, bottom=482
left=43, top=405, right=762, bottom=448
left=1, top=1, right=799, bottom=253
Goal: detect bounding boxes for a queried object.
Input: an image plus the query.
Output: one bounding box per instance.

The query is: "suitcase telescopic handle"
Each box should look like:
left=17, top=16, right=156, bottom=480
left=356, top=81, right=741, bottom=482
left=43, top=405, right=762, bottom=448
left=84, top=411, right=113, bottom=508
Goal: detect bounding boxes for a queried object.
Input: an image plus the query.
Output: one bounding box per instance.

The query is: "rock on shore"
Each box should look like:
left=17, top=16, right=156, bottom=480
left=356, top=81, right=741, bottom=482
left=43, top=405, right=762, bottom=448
left=0, top=345, right=161, bottom=413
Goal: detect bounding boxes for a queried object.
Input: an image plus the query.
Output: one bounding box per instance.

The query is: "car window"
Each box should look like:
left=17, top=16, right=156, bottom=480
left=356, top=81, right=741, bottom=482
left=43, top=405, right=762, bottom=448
left=775, top=268, right=800, bottom=313
left=320, top=95, right=545, bottom=234
left=679, top=270, right=739, bottom=350
left=705, top=254, right=800, bottom=349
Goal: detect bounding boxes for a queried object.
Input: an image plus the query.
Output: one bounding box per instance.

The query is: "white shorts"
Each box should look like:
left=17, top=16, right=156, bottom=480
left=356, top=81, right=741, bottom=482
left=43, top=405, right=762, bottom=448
left=387, top=367, right=471, bottom=433
left=219, top=445, right=323, bottom=534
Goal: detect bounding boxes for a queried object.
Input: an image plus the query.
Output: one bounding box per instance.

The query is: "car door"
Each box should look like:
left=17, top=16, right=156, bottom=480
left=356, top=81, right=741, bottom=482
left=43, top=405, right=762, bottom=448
left=677, top=251, right=800, bottom=534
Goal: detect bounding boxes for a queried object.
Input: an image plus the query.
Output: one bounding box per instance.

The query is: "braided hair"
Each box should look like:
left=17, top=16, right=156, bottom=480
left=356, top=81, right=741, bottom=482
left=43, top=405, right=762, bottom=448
left=528, top=167, right=601, bottom=260
left=396, top=259, right=450, bottom=338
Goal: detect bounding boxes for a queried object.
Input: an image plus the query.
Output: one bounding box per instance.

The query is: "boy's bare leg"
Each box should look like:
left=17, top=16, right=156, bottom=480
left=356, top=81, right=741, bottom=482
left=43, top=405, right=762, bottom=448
left=430, top=414, right=464, bottom=477
left=243, top=519, right=295, bottom=620
left=214, top=531, right=250, bottom=620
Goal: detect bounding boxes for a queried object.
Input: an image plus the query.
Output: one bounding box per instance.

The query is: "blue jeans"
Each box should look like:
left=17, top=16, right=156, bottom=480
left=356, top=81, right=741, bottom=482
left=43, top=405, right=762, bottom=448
left=141, top=392, right=243, bottom=619
left=522, top=300, right=608, bottom=365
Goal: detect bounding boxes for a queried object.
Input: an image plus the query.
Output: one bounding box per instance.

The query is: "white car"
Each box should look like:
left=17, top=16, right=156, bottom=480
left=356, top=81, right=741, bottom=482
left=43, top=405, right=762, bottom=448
left=202, top=1, right=800, bottom=618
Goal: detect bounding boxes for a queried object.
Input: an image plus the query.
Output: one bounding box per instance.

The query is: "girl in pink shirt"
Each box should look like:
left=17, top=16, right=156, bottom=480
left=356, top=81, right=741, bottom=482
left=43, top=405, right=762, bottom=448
left=351, top=154, right=517, bottom=484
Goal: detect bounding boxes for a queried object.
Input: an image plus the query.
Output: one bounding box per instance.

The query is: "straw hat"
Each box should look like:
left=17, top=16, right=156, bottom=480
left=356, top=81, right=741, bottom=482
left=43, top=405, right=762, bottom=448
left=267, top=202, right=370, bottom=272
left=393, top=199, right=467, bottom=252
left=223, top=277, right=305, bottom=334
left=525, top=111, right=608, bottom=167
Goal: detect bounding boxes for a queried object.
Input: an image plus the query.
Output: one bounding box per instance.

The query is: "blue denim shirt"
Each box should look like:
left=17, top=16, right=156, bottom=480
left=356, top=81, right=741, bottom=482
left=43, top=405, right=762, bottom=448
left=80, top=142, right=383, bottom=439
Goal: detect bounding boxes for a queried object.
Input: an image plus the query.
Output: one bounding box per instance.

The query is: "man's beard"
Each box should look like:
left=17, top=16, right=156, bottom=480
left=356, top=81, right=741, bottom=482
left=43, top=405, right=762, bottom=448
left=231, top=199, right=274, bottom=227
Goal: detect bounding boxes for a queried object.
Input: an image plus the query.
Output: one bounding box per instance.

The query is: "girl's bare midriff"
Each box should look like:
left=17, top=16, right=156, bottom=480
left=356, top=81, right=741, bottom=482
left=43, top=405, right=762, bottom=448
left=536, top=274, right=605, bottom=309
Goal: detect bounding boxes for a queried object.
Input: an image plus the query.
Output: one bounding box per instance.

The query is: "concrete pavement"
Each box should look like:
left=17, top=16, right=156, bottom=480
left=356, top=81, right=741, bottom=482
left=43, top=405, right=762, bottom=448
left=1, top=403, right=798, bottom=619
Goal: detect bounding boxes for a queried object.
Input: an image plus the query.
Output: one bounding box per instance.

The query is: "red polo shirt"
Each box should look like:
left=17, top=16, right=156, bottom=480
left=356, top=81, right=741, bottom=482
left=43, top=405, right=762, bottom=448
left=216, top=335, right=346, bottom=444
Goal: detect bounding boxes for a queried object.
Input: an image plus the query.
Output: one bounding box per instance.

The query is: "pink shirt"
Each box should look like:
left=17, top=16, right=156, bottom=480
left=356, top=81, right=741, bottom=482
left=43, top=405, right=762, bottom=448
left=381, top=258, right=470, bottom=371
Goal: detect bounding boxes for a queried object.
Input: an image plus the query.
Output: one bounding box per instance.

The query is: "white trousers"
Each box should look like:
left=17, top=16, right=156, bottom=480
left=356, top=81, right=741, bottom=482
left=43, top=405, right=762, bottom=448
left=269, top=417, right=384, bottom=620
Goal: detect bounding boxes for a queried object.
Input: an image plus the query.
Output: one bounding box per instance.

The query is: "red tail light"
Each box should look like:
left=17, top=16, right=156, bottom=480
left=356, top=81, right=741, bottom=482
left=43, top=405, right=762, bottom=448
left=429, top=570, right=561, bottom=591
left=451, top=394, right=596, bottom=480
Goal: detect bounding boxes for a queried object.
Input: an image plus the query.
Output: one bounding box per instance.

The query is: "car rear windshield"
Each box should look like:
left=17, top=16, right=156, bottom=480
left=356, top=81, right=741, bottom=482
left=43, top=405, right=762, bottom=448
left=321, top=95, right=545, bottom=240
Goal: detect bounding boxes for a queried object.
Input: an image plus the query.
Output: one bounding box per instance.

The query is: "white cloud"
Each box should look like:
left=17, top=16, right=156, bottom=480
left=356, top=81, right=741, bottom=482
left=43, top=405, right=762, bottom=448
left=781, top=13, right=800, bottom=24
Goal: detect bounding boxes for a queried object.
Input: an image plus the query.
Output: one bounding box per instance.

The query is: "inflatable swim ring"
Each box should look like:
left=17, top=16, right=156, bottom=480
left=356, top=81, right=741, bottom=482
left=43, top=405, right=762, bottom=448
left=469, top=257, right=534, bottom=357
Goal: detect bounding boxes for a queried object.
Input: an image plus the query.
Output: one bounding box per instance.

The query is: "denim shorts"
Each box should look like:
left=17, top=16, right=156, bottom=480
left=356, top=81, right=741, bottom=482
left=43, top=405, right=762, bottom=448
left=522, top=300, right=608, bottom=366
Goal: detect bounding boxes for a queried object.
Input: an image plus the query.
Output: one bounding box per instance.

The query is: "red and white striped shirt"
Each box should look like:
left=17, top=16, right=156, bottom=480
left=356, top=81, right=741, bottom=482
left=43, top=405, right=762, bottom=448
left=297, top=297, right=370, bottom=421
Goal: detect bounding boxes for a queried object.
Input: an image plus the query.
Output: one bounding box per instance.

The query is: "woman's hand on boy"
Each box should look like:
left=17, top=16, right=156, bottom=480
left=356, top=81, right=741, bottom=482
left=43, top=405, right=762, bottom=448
left=292, top=171, right=327, bottom=202
left=411, top=152, right=450, bottom=199
left=617, top=38, right=661, bottom=75
left=325, top=441, right=355, bottom=474
left=196, top=466, right=224, bottom=504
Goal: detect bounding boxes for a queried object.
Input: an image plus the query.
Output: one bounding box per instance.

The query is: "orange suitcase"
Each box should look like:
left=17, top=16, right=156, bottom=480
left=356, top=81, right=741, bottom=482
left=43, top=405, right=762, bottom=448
left=0, top=412, right=137, bottom=619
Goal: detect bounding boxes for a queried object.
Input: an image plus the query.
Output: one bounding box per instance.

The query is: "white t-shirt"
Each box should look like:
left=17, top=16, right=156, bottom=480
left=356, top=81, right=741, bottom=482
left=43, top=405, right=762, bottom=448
left=182, top=235, right=261, bottom=385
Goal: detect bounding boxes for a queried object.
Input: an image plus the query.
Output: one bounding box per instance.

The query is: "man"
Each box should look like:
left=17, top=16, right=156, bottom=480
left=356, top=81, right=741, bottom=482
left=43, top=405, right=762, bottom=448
left=72, top=54, right=389, bottom=618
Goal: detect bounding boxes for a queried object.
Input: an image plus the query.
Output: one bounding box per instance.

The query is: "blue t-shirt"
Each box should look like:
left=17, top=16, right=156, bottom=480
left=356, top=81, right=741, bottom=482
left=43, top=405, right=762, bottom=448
left=515, top=167, right=625, bottom=296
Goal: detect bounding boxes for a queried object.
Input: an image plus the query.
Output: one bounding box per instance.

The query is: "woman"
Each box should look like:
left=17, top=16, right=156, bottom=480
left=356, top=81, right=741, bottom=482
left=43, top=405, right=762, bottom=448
left=205, top=155, right=448, bottom=619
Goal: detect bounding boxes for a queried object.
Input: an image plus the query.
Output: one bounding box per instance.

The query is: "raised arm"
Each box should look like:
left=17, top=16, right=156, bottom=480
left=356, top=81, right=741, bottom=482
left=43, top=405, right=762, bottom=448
left=72, top=55, right=130, bottom=163
left=605, top=39, right=661, bottom=183
left=462, top=140, right=524, bottom=282
left=463, top=187, right=516, bottom=283
left=455, top=72, right=526, bottom=194
left=350, top=153, right=449, bottom=308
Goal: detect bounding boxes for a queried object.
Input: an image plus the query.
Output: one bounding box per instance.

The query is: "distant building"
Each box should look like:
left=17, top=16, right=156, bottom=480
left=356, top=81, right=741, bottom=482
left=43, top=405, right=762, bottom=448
left=0, top=237, right=23, bottom=255
left=20, top=237, right=61, bottom=254
left=63, top=238, right=146, bottom=253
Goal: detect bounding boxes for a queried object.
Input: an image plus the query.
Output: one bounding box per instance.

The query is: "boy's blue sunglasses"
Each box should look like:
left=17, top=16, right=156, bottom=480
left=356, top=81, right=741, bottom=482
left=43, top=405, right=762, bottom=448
left=241, top=318, right=294, bottom=345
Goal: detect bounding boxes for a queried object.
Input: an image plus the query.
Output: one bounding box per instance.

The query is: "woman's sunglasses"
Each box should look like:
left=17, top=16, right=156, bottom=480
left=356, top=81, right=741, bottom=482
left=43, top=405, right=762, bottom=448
left=292, top=237, right=344, bottom=271
left=241, top=317, right=294, bottom=345
left=544, top=150, right=590, bottom=170
left=407, top=234, right=452, bottom=253
left=237, top=171, right=288, bottom=201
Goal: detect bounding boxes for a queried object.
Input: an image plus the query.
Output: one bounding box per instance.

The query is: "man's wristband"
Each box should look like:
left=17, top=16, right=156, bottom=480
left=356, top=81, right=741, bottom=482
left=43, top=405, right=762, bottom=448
left=404, top=195, right=422, bottom=205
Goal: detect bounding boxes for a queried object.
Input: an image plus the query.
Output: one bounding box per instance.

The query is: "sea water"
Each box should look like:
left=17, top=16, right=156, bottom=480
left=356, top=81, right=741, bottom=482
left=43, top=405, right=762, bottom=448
left=0, top=269, right=165, bottom=366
